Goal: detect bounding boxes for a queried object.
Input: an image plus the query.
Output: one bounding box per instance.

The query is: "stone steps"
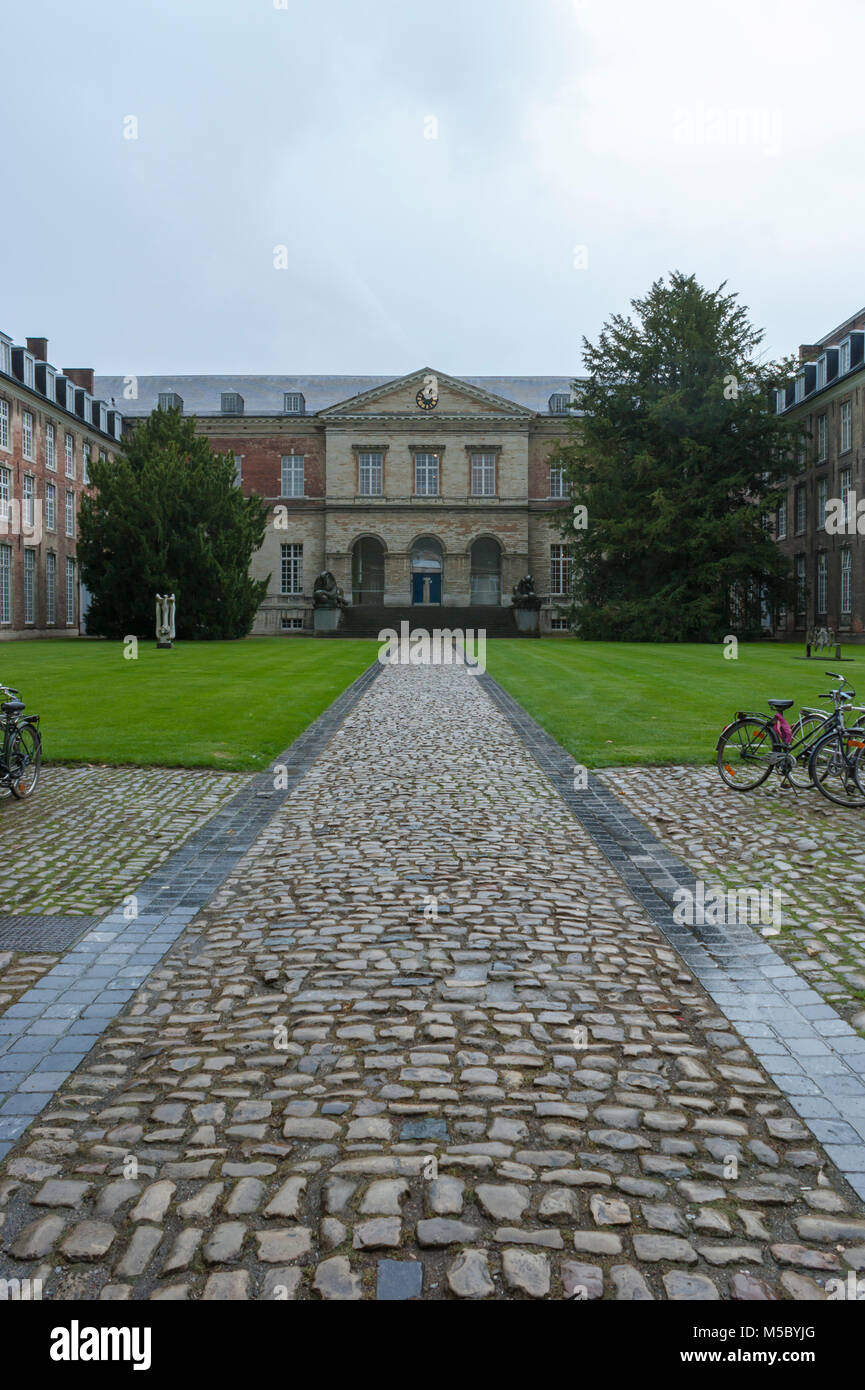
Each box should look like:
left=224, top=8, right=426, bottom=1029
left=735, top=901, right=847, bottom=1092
left=339, top=605, right=520, bottom=638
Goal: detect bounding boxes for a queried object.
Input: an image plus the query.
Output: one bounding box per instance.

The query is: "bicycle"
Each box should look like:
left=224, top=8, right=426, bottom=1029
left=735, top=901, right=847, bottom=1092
left=0, top=684, right=42, bottom=800
left=716, top=697, right=829, bottom=792
left=806, top=673, right=865, bottom=808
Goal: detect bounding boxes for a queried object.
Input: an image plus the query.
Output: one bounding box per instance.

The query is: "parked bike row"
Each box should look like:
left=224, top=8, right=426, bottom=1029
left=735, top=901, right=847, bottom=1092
left=0, top=684, right=42, bottom=800
left=717, top=671, right=865, bottom=807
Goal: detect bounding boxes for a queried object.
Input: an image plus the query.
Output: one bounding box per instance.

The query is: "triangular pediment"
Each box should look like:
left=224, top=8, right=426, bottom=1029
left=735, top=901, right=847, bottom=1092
left=318, top=368, right=536, bottom=419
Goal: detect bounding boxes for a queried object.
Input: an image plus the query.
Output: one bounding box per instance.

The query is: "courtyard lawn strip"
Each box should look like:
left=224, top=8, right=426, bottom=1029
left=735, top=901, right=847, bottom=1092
left=2, top=637, right=377, bottom=770
left=484, top=639, right=865, bottom=768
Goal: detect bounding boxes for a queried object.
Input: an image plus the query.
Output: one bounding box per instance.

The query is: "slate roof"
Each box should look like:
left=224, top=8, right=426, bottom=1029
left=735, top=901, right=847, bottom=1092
left=93, top=373, right=582, bottom=417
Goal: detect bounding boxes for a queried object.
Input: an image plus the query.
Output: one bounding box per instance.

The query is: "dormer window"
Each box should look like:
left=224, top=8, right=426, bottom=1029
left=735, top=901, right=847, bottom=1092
left=158, top=392, right=184, bottom=413
left=795, top=374, right=805, bottom=403
left=775, top=387, right=788, bottom=413
left=840, top=338, right=851, bottom=375
left=284, top=392, right=305, bottom=415
left=221, top=392, right=244, bottom=415
left=549, top=392, right=571, bottom=415
left=23, top=353, right=35, bottom=389
left=0, top=336, right=10, bottom=376
left=816, top=355, right=827, bottom=389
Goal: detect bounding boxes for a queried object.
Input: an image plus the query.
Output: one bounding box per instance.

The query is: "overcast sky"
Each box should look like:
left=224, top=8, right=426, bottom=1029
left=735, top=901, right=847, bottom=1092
left=3, top=0, right=863, bottom=380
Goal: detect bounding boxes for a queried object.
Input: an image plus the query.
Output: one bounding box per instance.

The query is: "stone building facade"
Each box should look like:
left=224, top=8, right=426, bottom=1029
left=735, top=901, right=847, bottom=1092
left=774, top=307, right=865, bottom=641
left=0, top=331, right=123, bottom=640
left=95, top=368, right=579, bottom=635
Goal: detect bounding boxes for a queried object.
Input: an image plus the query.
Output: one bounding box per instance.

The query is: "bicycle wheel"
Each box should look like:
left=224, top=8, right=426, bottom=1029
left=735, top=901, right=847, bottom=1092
left=784, top=712, right=830, bottom=789
left=7, top=724, right=41, bottom=799
left=808, top=728, right=865, bottom=808
left=717, top=717, right=776, bottom=790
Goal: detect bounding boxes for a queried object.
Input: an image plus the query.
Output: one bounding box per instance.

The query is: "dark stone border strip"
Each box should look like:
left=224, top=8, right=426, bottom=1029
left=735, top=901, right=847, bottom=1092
left=478, top=671, right=865, bottom=1203
left=0, top=659, right=381, bottom=1159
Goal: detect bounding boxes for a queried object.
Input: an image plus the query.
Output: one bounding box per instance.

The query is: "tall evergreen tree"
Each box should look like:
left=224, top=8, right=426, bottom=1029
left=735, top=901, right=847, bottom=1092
left=554, top=273, right=803, bottom=641
left=78, top=407, right=269, bottom=639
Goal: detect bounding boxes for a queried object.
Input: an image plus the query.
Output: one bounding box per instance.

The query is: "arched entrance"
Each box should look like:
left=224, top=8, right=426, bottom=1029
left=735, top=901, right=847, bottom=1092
left=470, top=536, right=502, bottom=605
left=411, top=536, right=443, bottom=605
left=352, top=537, right=385, bottom=604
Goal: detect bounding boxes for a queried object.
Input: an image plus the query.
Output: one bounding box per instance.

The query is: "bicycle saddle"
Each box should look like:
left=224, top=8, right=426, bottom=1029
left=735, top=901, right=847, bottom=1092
left=1, top=700, right=24, bottom=715
left=767, top=699, right=794, bottom=711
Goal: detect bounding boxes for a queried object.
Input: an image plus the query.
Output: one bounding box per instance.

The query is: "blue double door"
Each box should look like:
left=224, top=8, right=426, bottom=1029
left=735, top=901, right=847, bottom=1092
left=412, top=574, right=442, bottom=605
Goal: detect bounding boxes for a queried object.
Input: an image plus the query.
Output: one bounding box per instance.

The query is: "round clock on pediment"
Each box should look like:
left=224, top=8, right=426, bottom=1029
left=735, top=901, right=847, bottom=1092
left=416, top=376, right=438, bottom=410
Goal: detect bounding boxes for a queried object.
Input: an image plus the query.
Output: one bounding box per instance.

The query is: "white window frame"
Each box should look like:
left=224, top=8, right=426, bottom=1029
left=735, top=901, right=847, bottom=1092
left=841, top=400, right=852, bottom=453
left=233, top=454, right=243, bottom=485
left=22, top=411, right=34, bottom=460
left=64, top=432, right=75, bottom=478
left=840, top=338, right=852, bottom=375
left=471, top=451, right=496, bottom=497
left=776, top=495, right=787, bottom=540
left=65, top=555, right=76, bottom=625
left=0, top=465, right=10, bottom=522
left=795, top=485, right=807, bottom=535
left=82, top=442, right=91, bottom=484
left=357, top=451, right=383, bottom=497
left=841, top=468, right=851, bottom=523
left=46, top=421, right=56, bottom=470
left=817, top=414, right=827, bottom=462
left=550, top=543, right=573, bottom=596
left=817, top=476, right=827, bottom=530
left=816, top=551, right=828, bottom=614
left=65, top=489, right=75, bottom=538
left=280, top=543, right=303, bottom=596
left=22, top=473, right=35, bottom=529
left=0, top=399, right=8, bottom=451
left=0, top=543, right=10, bottom=623
left=549, top=464, right=567, bottom=498
left=280, top=454, right=305, bottom=497
left=46, top=551, right=56, bottom=625
left=23, top=547, right=35, bottom=624
left=45, top=481, right=56, bottom=532
left=413, top=452, right=440, bottom=497
left=841, top=549, right=852, bottom=616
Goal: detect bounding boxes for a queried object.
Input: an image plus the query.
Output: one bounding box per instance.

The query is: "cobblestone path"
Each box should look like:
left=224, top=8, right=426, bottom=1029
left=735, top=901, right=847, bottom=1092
left=2, top=665, right=865, bottom=1301
left=598, top=766, right=865, bottom=1029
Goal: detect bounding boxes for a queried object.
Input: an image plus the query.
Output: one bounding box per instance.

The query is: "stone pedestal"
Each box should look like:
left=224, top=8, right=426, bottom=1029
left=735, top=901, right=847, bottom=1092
left=513, top=606, right=541, bottom=635
left=314, top=607, right=341, bottom=634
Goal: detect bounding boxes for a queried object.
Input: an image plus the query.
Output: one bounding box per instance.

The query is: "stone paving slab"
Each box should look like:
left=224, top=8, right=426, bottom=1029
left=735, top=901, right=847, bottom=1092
left=0, top=662, right=864, bottom=1301
left=597, top=765, right=865, bottom=1027
left=0, top=766, right=246, bottom=917
left=0, top=663, right=380, bottom=1162
left=480, top=674, right=865, bottom=1207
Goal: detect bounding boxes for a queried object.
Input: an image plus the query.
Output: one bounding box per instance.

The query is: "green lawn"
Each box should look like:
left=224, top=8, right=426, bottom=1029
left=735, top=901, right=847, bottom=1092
left=484, top=639, right=865, bottom=767
left=1, top=639, right=377, bottom=770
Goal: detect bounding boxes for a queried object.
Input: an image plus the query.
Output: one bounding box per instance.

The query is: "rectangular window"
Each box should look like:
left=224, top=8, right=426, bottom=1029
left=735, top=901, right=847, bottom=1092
left=65, top=433, right=75, bottom=477
left=0, top=465, right=10, bottom=522
left=99, top=449, right=106, bottom=463
left=22, top=411, right=34, bottom=460
left=45, top=481, right=56, bottom=531
left=46, top=552, right=56, bottom=624
left=23, top=474, right=35, bottom=529
left=82, top=442, right=91, bottom=484
left=840, top=339, right=851, bottom=374
left=414, top=452, right=440, bottom=496
left=281, top=454, right=305, bottom=497
left=841, top=549, right=852, bottom=616
left=233, top=454, right=243, bottom=485
left=65, top=556, right=76, bottom=625
left=795, top=485, right=807, bottom=535
left=817, top=476, right=827, bottom=529
left=841, top=468, right=851, bottom=523
left=816, top=552, right=827, bottom=614
left=24, top=548, right=35, bottom=624
left=776, top=495, right=787, bottom=540
left=0, top=544, right=10, bottom=623
left=0, top=399, right=8, bottom=450
left=65, top=490, right=75, bottom=537
left=46, top=422, right=56, bottom=469
left=550, top=616, right=569, bottom=631
left=280, top=542, right=303, bottom=595
left=795, top=554, right=806, bottom=617
left=281, top=615, right=303, bottom=630
left=549, top=464, right=568, bottom=498
left=283, top=393, right=305, bottom=415
left=357, top=451, right=383, bottom=496
left=471, top=451, right=496, bottom=497
left=550, top=543, right=573, bottom=596
left=817, top=414, right=827, bottom=462
left=841, top=400, right=852, bottom=453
